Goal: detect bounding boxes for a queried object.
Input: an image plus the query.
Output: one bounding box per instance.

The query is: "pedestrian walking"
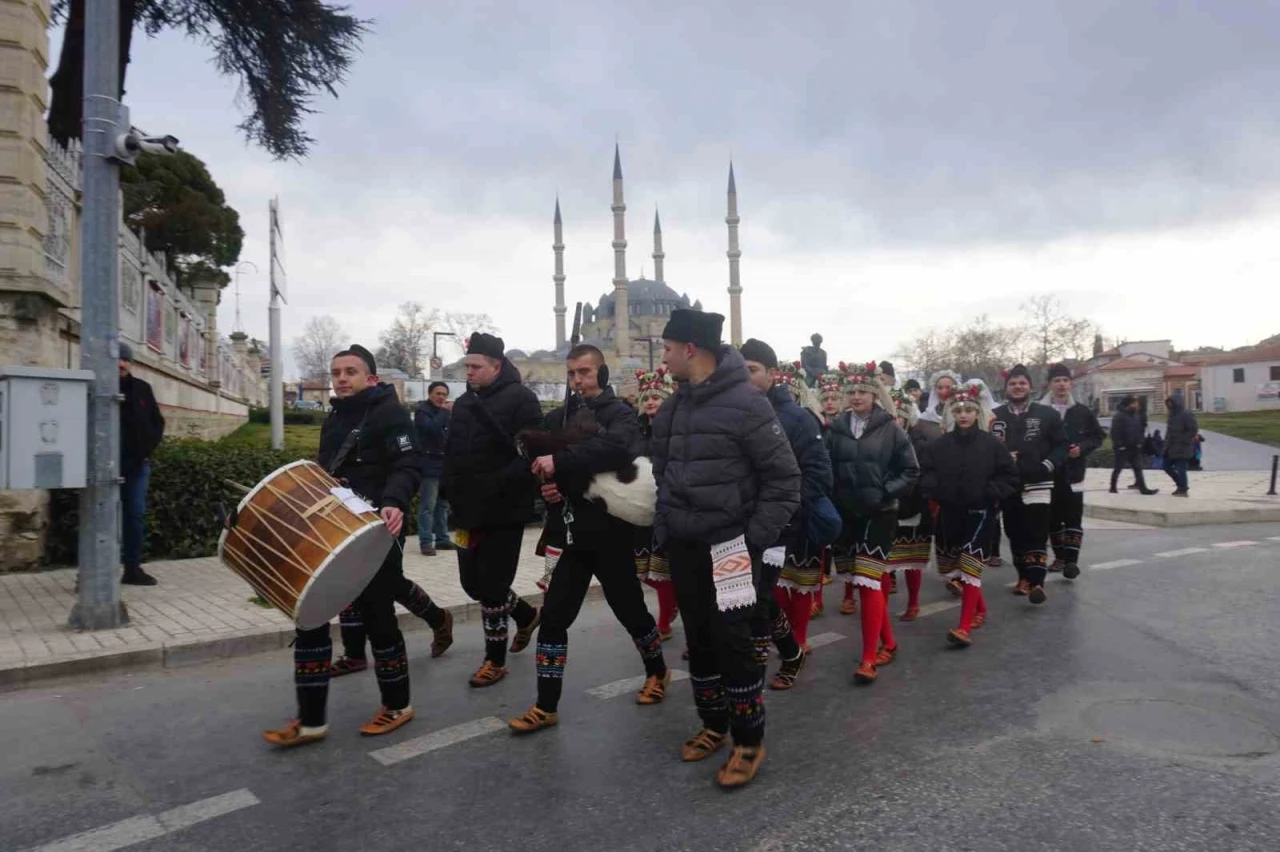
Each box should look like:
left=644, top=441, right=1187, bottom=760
left=414, top=381, right=455, bottom=555
left=118, top=342, right=164, bottom=586
left=443, top=333, right=544, bottom=687
left=1108, top=395, right=1158, bottom=494
left=1163, top=396, right=1199, bottom=496
left=1042, top=364, right=1107, bottom=578
left=652, top=310, right=800, bottom=788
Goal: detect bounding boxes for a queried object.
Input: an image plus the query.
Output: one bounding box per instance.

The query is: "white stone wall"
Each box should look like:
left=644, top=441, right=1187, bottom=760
left=1201, top=361, right=1280, bottom=412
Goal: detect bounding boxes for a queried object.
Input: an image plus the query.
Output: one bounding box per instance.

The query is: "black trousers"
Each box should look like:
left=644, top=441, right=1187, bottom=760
left=339, top=575, right=445, bottom=660
left=752, top=560, right=800, bottom=667
left=1050, top=479, right=1085, bottom=564
left=293, top=545, right=409, bottom=727
left=534, top=531, right=665, bottom=712
left=1111, top=445, right=1149, bottom=490
left=667, top=537, right=765, bottom=747
left=456, top=524, right=537, bottom=665
left=1001, top=493, right=1052, bottom=588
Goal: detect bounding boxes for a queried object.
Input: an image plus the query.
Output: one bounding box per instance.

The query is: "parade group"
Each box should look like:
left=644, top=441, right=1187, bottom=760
left=261, top=307, right=1110, bottom=790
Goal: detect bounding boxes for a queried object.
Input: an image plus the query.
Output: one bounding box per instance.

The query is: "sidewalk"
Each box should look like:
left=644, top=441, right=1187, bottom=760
left=0, top=527, right=582, bottom=688
left=1082, top=468, right=1280, bottom=527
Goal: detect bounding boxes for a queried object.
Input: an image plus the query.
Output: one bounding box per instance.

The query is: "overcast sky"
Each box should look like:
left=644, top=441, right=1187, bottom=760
left=80, top=0, right=1280, bottom=375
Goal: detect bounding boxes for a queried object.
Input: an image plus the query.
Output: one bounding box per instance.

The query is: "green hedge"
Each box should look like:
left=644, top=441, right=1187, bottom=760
left=248, top=406, right=327, bottom=425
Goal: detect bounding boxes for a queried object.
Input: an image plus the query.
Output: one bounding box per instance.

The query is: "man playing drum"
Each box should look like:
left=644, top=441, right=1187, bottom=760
left=263, top=344, right=424, bottom=747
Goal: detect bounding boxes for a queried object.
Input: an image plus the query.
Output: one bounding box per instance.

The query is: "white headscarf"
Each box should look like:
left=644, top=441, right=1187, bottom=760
left=966, top=377, right=999, bottom=413
left=919, top=369, right=962, bottom=423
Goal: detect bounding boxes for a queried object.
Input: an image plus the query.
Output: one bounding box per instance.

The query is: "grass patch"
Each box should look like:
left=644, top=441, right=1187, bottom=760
left=220, top=421, right=321, bottom=457
left=1193, top=410, right=1280, bottom=448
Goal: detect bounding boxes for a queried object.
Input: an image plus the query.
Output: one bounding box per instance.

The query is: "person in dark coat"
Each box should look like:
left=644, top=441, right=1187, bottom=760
left=991, top=364, right=1069, bottom=605
left=1162, top=396, right=1199, bottom=496
left=918, top=382, right=1019, bottom=647
left=1041, top=364, right=1109, bottom=578
left=443, top=333, right=544, bottom=687
left=508, top=345, right=670, bottom=734
left=264, top=344, right=423, bottom=747
left=413, top=382, right=454, bottom=555
left=741, top=339, right=836, bottom=691
left=1108, top=395, right=1157, bottom=494
left=825, top=361, right=919, bottom=685
left=118, top=342, right=164, bottom=586
left=652, top=311, right=801, bottom=788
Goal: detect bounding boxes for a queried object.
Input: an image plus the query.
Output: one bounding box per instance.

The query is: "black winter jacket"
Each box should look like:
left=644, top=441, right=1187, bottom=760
left=919, top=426, right=1020, bottom=509
left=991, top=401, right=1069, bottom=486
left=1053, top=401, right=1106, bottom=484
left=1109, top=408, right=1143, bottom=451
left=824, top=407, right=920, bottom=518
left=413, top=401, right=450, bottom=477
left=651, top=346, right=801, bottom=551
left=318, top=383, right=422, bottom=511
left=443, top=359, right=544, bottom=529
left=1164, top=399, right=1199, bottom=460
left=767, top=384, right=834, bottom=551
left=900, top=421, right=940, bottom=519
left=543, top=387, right=642, bottom=542
left=120, top=373, right=165, bottom=476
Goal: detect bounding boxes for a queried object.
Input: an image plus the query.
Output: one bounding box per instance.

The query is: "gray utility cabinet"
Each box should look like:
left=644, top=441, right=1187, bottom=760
left=0, top=366, right=95, bottom=490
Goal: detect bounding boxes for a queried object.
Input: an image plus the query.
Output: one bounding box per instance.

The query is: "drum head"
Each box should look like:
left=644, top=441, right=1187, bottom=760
left=294, top=523, right=395, bottom=630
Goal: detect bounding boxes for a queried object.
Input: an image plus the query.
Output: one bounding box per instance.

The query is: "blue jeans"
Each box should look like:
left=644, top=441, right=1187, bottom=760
left=121, top=460, right=150, bottom=567
left=1165, top=458, right=1189, bottom=492
left=417, top=476, right=450, bottom=546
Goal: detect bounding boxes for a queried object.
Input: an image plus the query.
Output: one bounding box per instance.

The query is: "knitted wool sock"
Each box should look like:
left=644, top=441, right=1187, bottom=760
left=858, top=585, right=885, bottom=666
left=905, top=569, right=922, bottom=610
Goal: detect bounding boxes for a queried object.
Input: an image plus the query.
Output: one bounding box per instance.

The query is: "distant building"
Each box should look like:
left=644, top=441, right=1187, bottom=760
left=1184, top=344, right=1280, bottom=412
left=1074, top=340, right=1200, bottom=414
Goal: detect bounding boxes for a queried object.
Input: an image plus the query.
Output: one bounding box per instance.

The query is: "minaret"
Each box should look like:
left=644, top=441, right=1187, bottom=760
left=726, top=161, right=743, bottom=346
left=611, top=144, right=630, bottom=361
left=652, top=209, right=665, bottom=282
left=553, top=198, right=567, bottom=349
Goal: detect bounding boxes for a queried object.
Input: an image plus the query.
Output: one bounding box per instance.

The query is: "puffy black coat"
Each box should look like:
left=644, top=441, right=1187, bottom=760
left=899, top=421, right=941, bottom=519
left=991, top=401, right=1069, bottom=486
left=1164, top=398, right=1199, bottom=460
left=318, top=383, right=422, bottom=511
left=767, top=384, right=836, bottom=551
left=442, top=359, right=544, bottom=529
left=413, top=401, right=450, bottom=477
left=1056, top=402, right=1106, bottom=484
left=1109, top=408, right=1143, bottom=451
left=542, top=387, right=642, bottom=542
left=651, top=346, right=801, bottom=551
left=919, top=426, right=1020, bottom=509
left=120, top=373, right=165, bottom=476
left=824, top=406, right=920, bottom=518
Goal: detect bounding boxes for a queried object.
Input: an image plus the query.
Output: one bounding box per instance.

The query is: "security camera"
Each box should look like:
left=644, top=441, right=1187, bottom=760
left=112, top=131, right=180, bottom=164
left=137, top=135, right=180, bottom=155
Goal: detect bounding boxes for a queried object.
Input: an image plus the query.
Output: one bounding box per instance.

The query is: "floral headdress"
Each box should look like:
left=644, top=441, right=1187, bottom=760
left=943, top=380, right=994, bottom=432
left=817, top=370, right=844, bottom=397
left=839, top=360, right=895, bottom=411
left=635, top=367, right=673, bottom=400
left=774, top=361, right=807, bottom=393
left=889, top=389, right=918, bottom=427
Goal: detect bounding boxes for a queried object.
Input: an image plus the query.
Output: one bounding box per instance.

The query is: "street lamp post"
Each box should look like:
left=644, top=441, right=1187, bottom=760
left=232, top=260, right=258, bottom=333
left=431, top=332, right=457, bottom=380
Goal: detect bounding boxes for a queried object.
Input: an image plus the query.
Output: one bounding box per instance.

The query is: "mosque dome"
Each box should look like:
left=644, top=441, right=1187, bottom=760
left=594, top=278, right=692, bottom=319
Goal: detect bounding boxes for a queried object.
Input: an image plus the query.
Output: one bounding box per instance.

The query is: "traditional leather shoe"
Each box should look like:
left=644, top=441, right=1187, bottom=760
left=359, top=706, right=414, bottom=736
left=1012, top=579, right=1030, bottom=596
left=636, top=669, right=672, bottom=705
left=971, top=611, right=987, bottom=629
left=853, top=662, right=877, bottom=684
left=947, top=629, right=973, bottom=648
left=681, top=728, right=727, bottom=762
left=839, top=598, right=857, bottom=615
left=716, top=745, right=766, bottom=788
left=769, top=649, right=807, bottom=690
left=508, top=705, right=558, bottom=734
left=899, top=605, right=920, bottom=622
left=510, top=608, right=541, bottom=653
left=874, top=644, right=898, bottom=666
left=263, top=720, right=327, bottom=748
left=469, top=660, right=507, bottom=687
left=329, top=655, right=368, bottom=677
left=430, top=609, right=454, bottom=658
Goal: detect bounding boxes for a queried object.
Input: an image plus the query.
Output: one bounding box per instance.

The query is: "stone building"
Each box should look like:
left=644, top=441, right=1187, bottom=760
left=1, top=0, right=265, bottom=568
left=502, top=146, right=744, bottom=387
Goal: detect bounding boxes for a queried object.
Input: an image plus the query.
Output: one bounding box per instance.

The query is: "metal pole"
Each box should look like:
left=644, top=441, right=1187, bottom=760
left=268, top=201, right=283, bottom=450
left=431, top=331, right=456, bottom=380
left=70, top=0, right=126, bottom=629
left=1269, top=455, right=1277, bottom=496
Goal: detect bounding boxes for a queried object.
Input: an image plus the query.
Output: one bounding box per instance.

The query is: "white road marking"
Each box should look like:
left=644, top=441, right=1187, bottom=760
left=368, top=716, right=507, bottom=766
left=1154, top=547, right=1209, bottom=558
left=1213, top=540, right=1258, bottom=548
left=587, top=668, right=690, bottom=700
left=916, top=600, right=960, bottom=618
left=805, top=632, right=845, bottom=649
left=1091, top=559, right=1144, bottom=571
left=28, top=789, right=258, bottom=852
left=1268, top=536, right=1280, bottom=542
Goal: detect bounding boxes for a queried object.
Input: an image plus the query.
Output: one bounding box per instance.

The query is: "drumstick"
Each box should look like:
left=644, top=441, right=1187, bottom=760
left=223, top=479, right=253, bottom=494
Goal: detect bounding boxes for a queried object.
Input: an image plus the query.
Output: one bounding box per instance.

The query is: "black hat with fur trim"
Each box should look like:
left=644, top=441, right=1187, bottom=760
left=466, top=332, right=505, bottom=361
left=739, top=338, right=778, bottom=370
left=1046, top=362, right=1072, bottom=381
left=1002, top=363, right=1032, bottom=386
left=662, top=309, right=723, bottom=352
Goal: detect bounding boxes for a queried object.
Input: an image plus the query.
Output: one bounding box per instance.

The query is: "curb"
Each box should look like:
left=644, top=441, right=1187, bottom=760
left=1083, top=502, right=1280, bottom=528
left=0, top=585, right=607, bottom=691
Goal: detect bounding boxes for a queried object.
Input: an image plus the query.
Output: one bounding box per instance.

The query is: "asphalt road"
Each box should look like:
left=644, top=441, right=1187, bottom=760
left=5, top=523, right=1280, bottom=852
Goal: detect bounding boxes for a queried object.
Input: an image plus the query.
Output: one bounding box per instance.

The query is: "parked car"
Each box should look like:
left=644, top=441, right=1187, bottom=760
left=293, top=399, right=324, bottom=411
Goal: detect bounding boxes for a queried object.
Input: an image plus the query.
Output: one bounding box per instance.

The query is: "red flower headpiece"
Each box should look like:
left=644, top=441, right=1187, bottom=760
left=636, top=367, right=673, bottom=397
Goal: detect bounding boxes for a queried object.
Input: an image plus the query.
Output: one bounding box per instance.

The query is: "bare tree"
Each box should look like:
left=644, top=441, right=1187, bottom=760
left=1020, top=295, right=1096, bottom=365
left=292, top=315, right=345, bottom=381
left=893, top=327, right=954, bottom=383
left=440, top=312, right=500, bottom=341
left=376, top=302, right=437, bottom=376
left=950, top=314, right=1023, bottom=390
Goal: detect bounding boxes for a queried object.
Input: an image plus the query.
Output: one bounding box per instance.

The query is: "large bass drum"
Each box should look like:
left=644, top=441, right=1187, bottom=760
left=218, top=460, right=392, bottom=630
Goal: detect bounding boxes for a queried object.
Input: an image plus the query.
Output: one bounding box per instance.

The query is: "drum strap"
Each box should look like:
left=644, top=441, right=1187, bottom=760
left=327, top=411, right=370, bottom=478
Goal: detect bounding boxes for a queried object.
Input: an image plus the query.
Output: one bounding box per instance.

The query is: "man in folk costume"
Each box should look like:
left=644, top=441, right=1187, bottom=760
left=825, top=361, right=920, bottom=685
left=887, top=389, right=933, bottom=621
left=633, top=367, right=679, bottom=639
left=991, top=364, right=1070, bottom=604
left=739, top=341, right=840, bottom=691
left=918, top=381, right=1020, bottom=647
left=1040, top=363, right=1106, bottom=579
left=508, top=345, right=671, bottom=734
left=652, top=310, right=801, bottom=787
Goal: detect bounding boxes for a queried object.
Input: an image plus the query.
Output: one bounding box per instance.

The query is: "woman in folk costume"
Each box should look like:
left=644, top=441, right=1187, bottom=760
left=917, top=369, right=962, bottom=432
left=887, top=389, right=933, bottom=621
left=816, top=370, right=846, bottom=425
left=633, top=368, right=679, bottom=640
left=810, top=369, right=845, bottom=618
left=918, top=381, right=1019, bottom=646
left=966, top=376, right=1007, bottom=568
left=825, top=361, right=919, bottom=684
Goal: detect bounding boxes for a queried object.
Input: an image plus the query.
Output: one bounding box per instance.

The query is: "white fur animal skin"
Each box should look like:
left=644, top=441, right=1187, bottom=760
left=584, top=456, right=656, bottom=527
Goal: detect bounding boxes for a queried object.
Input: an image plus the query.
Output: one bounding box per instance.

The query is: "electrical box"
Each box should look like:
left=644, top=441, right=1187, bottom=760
left=0, top=366, right=94, bottom=490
